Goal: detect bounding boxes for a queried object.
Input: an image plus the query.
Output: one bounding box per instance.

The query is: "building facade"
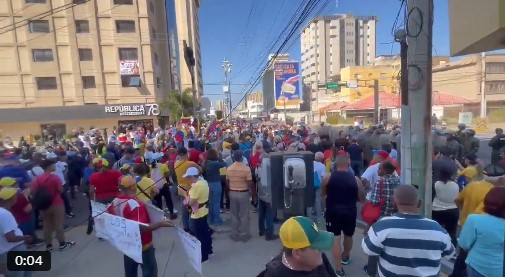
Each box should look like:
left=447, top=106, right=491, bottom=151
left=433, top=54, right=505, bottom=115
left=300, top=14, right=377, bottom=118
left=175, top=0, right=202, bottom=96
left=166, top=0, right=180, bottom=92
left=339, top=65, right=397, bottom=103
left=0, top=0, right=173, bottom=139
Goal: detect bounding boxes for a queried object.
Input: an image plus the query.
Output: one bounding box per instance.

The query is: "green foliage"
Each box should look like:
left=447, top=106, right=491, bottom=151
left=160, top=89, right=197, bottom=121
left=33, top=134, right=42, bottom=141
left=488, top=109, right=505, bottom=123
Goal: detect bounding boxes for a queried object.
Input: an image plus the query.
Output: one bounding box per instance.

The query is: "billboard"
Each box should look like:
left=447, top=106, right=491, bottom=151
left=274, top=62, right=302, bottom=109
left=120, top=60, right=140, bottom=75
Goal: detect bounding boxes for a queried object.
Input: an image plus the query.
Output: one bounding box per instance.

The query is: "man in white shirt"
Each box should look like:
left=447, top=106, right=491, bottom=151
left=55, top=151, right=74, bottom=218
left=0, top=188, right=32, bottom=276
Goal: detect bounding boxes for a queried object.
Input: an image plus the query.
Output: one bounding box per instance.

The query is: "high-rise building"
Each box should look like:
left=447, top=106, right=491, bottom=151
left=0, top=0, right=174, bottom=139
left=300, top=14, right=377, bottom=116
left=166, top=0, right=181, bottom=92
left=175, top=0, right=203, bottom=96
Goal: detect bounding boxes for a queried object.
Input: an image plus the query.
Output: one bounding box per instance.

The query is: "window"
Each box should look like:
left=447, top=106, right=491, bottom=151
left=156, top=77, right=161, bottom=88
left=330, top=35, right=337, bottom=38
left=118, top=48, right=138, bottom=60
left=72, top=0, right=87, bottom=3
left=28, top=20, right=49, bottom=33
left=26, top=0, right=46, bottom=3
left=354, top=74, right=361, bottom=79
left=330, top=26, right=337, bottom=29
left=82, top=76, right=96, bottom=89
left=114, top=0, right=133, bottom=4
left=121, top=75, right=141, bottom=87
left=32, top=49, right=53, bottom=62
left=78, top=48, right=93, bottom=61
left=36, top=77, right=57, bottom=90
left=486, top=81, right=505, bottom=93
left=154, top=53, right=159, bottom=65
left=116, top=20, right=135, bottom=33
left=75, top=20, right=89, bottom=33
left=486, top=63, right=505, bottom=74
left=151, top=27, right=156, bottom=39
left=380, top=73, right=388, bottom=79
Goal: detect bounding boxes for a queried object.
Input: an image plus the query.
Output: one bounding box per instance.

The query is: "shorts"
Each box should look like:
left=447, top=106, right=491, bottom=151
left=325, top=211, right=356, bottom=237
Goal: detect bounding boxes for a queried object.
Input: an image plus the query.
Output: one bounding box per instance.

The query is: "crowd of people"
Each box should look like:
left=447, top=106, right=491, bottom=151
left=0, top=121, right=503, bottom=277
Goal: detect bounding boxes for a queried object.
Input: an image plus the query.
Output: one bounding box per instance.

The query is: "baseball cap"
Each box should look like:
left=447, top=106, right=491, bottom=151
left=93, top=158, right=109, bottom=168
left=182, top=167, right=199, bottom=178
left=280, top=216, right=333, bottom=251
left=134, top=157, right=144, bottom=164
left=120, top=176, right=137, bottom=188
left=375, top=150, right=389, bottom=159
left=0, top=177, right=16, bottom=187
left=0, top=187, right=17, bottom=200
left=121, top=164, right=131, bottom=170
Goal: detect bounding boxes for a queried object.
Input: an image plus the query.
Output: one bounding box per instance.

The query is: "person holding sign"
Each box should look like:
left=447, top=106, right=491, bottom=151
left=183, top=167, right=213, bottom=263
left=107, top=176, right=175, bottom=277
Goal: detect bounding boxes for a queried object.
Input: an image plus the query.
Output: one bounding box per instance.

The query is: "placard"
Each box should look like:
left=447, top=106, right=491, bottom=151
left=176, top=227, right=202, bottom=275
left=94, top=211, right=143, bottom=263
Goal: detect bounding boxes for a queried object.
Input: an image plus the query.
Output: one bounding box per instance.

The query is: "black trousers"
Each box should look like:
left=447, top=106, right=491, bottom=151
left=153, top=185, right=174, bottom=213
left=432, top=208, right=459, bottom=247
left=450, top=248, right=468, bottom=277
left=220, top=176, right=230, bottom=209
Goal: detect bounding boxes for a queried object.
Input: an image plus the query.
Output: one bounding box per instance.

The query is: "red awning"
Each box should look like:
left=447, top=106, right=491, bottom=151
left=319, top=101, right=349, bottom=113
left=342, top=92, right=400, bottom=111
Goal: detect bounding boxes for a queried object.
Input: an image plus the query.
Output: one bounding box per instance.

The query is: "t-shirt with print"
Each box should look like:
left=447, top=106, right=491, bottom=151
left=0, top=207, right=24, bottom=255
left=189, top=178, right=209, bottom=219
left=136, top=176, right=156, bottom=203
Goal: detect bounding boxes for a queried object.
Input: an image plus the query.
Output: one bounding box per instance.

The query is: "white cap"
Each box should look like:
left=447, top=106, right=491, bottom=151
left=182, top=167, right=199, bottom=178
left=46, top=152, right=57, bottom=159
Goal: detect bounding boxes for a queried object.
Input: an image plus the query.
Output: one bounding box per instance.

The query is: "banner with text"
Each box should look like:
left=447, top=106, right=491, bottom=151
left=176, top=227, right=202, bottom=275
left=120, top=60, right=140, bottom=75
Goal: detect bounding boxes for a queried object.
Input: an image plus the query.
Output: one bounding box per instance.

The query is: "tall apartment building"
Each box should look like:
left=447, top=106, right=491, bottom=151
left=175, top=0, right=203, bottom=96
left=301, top=14, right=377, bottom=116
left=0, top=0, right=173, bottom=139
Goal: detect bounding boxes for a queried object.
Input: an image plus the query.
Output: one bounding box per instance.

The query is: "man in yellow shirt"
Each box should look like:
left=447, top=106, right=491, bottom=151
left=174, top=147, right=200, bottom=231
left=184, top=167, right=213, bottom=263
left=132, top=163, right=159, bottom=203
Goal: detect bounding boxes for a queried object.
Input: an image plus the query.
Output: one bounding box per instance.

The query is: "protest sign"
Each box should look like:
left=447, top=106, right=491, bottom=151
left=90, top=200, right=108, bottom=217
left=144, top=202, right=166, bottom=244
left=94, top=212, right=143, bottom=264
left=176, top=227, right=202, bottom=275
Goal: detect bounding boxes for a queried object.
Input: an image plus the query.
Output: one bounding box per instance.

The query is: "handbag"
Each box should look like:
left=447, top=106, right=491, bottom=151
left=361, top=179, right=385, bottom=225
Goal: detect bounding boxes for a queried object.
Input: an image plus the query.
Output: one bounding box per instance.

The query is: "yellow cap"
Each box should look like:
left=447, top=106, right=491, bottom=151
left=93, top=158, right=109, bottom=168
left=280, top=216, right=334, bottom=251
left=0, top=177, right=16, bottom=187
left=121, top=164, right=131, bottom=170
left=0, top=188, right=17, bottom=200
left=120, top=176, right=136, bottom=188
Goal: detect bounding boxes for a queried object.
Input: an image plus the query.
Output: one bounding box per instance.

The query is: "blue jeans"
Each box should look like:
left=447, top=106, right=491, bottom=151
left=179, top=195, right=190, bottom=230
left=258, top=200, right=274, bottom=235
left=466, top=265, right=485, bottom=277
left=208, top=181, right=224, bottom=225
left=351, top=160, right=362, bottom=177
left=123, top=246, right=157, bottom=277
left=18, top=216, right=37, bottom=241
left=190, top=216, right=213, bottom=262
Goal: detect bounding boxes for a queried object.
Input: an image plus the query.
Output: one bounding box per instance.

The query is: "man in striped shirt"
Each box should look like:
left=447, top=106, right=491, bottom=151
left=362, top=185, right=454, bottom=277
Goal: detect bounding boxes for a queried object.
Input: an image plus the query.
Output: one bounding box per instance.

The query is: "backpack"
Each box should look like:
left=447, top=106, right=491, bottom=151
left=32, top=176, right=54, bottom=211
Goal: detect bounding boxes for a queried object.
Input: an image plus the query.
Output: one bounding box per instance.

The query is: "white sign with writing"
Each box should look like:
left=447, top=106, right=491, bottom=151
left=459, top=112, right=473, bottom=127
left=94, top=212, right=143, bottom=264
left=90, top=200, right=108, bottom=217
left=176, top=227, right=202, bottom=275
left=104, top=104, right=160, bottom=116
left=120, top=60, right=140, bottom=75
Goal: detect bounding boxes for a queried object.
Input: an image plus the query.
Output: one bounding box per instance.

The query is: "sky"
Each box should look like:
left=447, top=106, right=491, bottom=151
left=198, top=0, right=450, bottom=106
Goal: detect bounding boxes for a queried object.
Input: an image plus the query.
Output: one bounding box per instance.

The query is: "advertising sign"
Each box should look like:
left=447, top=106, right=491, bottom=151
left=120, top=60, right=140, bottom=75
left=104, top=104, right=160, bottom=116
left=274, top=62, right=302, bottom=109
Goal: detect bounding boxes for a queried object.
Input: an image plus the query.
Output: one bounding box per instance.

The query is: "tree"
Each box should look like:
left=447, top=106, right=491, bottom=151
left=160, top=88, right=196, bottom=121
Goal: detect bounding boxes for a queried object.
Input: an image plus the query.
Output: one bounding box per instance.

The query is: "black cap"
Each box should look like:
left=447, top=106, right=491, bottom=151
left=177, top=147, right=188, bottom=156
left=485, top=164, right=505, bottom=177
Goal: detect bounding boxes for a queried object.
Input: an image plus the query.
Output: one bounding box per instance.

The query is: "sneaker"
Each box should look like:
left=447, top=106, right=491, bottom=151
left=66, top=212, right=75, bottom=218
left=335, top=269, right=346, bottom=277
left=342, top=256, right=350, bottom=265
left=363, top=265, right=372, bottom=277
left=259, top=230, right=265, bottom=237
left=46, top=245, right=53, bottom=252
left=86, top=220, right=94, bottom=235
left=59, top=241, right=76, bottom=251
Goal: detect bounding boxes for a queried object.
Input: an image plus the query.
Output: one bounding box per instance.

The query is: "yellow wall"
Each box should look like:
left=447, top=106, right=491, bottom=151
left=339, top=66, right=398, bottom=103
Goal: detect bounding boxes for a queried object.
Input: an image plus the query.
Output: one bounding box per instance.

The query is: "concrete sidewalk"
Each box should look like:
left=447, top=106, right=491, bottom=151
left=35, top=214, right=371, bottom=277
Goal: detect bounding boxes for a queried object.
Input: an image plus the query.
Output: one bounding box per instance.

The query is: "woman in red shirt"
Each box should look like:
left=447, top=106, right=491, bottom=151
left=89, top=158, right=121, bottom=205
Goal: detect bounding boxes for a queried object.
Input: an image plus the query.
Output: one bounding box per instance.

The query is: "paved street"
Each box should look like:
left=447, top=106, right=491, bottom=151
left=35, top=211, right=370, bottom=277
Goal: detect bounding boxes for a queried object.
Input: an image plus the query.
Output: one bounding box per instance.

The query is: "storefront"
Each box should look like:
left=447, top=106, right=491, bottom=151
left=0, top=103, right=165, bottom=141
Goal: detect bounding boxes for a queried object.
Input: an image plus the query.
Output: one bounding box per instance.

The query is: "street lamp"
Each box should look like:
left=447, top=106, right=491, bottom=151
left=222, top=59, right=232, bottom=122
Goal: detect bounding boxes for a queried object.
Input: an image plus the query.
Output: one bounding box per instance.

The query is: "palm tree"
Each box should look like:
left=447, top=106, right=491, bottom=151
left=160, top=88, right=197, bottom=121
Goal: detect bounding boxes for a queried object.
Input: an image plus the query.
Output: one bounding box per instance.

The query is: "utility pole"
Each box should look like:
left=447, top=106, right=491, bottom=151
left=314, top=39, right=319, bottom=124
left=222, top=58, right=232, bottom=123
left=373, top=79, right=379, bottom=124
left=397, top=29, right=408, bottom=167
left=403, top=0, right=434, bottom=217
left=480, top=52, right=487, bottom=118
